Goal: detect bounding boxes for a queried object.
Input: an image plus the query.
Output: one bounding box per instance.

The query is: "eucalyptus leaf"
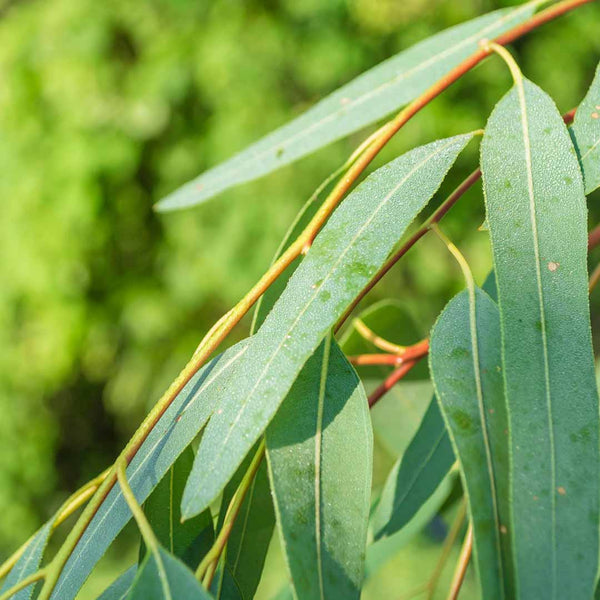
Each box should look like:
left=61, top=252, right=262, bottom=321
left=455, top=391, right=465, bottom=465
left=49, top=340, right=250, bottom=600
left=156, top=3, right=539, bottom=211
left=127, top=547, right=212, bottom=600
left=571, top=62, right=600, bottom=194
left=182, top=133, right=474, bottom=518
left=0, top=521, right=52, bottom=600
left=371, top=397, right=454, bottom=541
left=215, top=455, right=274, bottom=600
left=266, top=337, right=372, bottom=600
left=142, top=447, right=213, bottom=568
left=481, top=76, right=599, bottom=598
left=97, top=567, right=137, bottom=600
left=430, top=288, right=510, bottom=599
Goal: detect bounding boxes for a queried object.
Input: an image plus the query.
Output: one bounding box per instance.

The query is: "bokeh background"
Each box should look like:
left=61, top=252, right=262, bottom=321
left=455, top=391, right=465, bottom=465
left=1, top=0, right=599, bottom=597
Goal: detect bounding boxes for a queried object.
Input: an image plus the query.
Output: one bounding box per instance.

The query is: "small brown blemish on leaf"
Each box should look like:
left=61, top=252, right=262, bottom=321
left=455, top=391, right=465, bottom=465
left=533, top=495, right=539, bottom=501
left=340, top=97, right=351, bottom=105
left=592, top=112, right=599, bottom=119
left=489, top=408, right=495, bottom=415
left=557, top=486, right=566, bottom=496
left=176, top=415, right=182, bottom=423
left=503, top=428, right=508, bottom=436
left=500, top=525, right=507, bottom=534
left=548, top=261, right=559, bottom=272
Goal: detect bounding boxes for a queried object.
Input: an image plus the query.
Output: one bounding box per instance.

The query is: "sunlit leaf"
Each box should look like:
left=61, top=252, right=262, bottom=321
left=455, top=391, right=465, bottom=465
left=266, top=337, right=372, bottom=600
left=182, top=133, right=474, bottom=518
left=0, top=521, right=52, bottom=600
left=371, top=397, right=454, bottom=541
left=571, top=62, right=600, bottom=194
left=49, top=340, right=250, bottom=600
left=481, top=76, right=600, bottom=597
left=155, top=4, right=539, bottom=211
left=430, top=288, right=510, bottom=598
left=127, top=547, right=211, bottom=600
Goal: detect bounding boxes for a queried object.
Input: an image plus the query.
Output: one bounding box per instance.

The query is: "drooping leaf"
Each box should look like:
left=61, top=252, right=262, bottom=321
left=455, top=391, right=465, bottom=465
left=49, top=340, right=250, bottom=600
left=430, top=288, right=510, bottom=598
left=0, top=521, right=52, bottom=600
left=266, top=337, right=372, bottom=600
left=339, top=299, right=427, bottom=380
left=127, top=546, right=212, bottom=600
left=481, top=76, right=600, bottom=597
left=155, top=4, right=540, bottom=211
left=571, top=62, right=600, bottom=194
left=182, top=133, right=474, bottom=517
left=142, top=448, right=213, bottom=569
left=97, top=566, right=137, bottom=600
left=214, top=452, right=274, bottom=600
left=365, top=471, right=455, bottom=578
left=371, top=397, right=454, bottom=541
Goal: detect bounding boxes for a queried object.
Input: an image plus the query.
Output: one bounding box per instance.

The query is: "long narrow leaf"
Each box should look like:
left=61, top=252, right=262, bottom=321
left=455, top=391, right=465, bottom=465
left=156, top=4, right=539, bottom=211
left=371, top=397, right=454, bottom=541
left=430, top=288, right=510, bottom=599
left=182, top=133, right=474, bottom=517
left=97, top=567, right=137, bottom=600
left=481, top=76, right=599, bottom=598
left=571, top=62, right=600, bottom=194
left=49, top=340, right=250, bottom=600
left=0, top=521, right=52, bottom=600
left=266, top=338, right=372, bottom=599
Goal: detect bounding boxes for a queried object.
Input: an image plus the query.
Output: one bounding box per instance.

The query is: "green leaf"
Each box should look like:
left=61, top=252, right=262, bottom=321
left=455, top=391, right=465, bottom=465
left=214, top=455, right=274, bottom=600
left=0, top=521, right=52, bottom=600
left=371, top=397, right=454, bottom=540
left=127, top=547, right=212, bottom=600
left=266, top=337, right=372, bottom=600
left=97, top=567, right=137, bottom=600
left=155, top=4, right=539, bottom=211
left=142, top=448, right=214, bottom=569
left=49, top=340, right=250, bottom=600
left=368, top=379, right=433, bottom=458
left=182, top=133, right=474, bottom=518
left=571, top=62, right=600, bottom=194
left=481, top=76, right=600, bottom=598
left=365, top=472, right=455, bottom=578
left=339, top=299, right=427, bottom=380
left=429, top=288, right=509, bottom=599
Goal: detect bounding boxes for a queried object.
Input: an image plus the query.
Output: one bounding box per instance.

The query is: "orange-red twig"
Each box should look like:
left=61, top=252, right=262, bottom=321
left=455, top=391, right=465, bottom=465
left=368, top=360, right=420, bottom=407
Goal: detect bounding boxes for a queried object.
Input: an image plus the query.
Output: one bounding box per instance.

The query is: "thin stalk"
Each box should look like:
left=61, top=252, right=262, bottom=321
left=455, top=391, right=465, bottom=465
left=195, top=441, right=266, bottom=587
left=0, top=570, right=47, bottom=600
left=447, top=525, right=474, bottom=600
left=36, top=2, right=593, bottom=595
left=368, top=359, right=421, bottom=408
left=589, top=261, right=600, bottom=293
left=349, top=354, right=403, bottom=367
left=0, top=469, right=109, bottom=582
left=352, top=318, right=406, bottom=354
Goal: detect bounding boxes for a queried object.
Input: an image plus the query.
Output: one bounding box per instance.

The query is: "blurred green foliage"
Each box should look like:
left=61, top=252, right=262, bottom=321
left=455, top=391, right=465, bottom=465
left=1, top=0, right=599, bottom=596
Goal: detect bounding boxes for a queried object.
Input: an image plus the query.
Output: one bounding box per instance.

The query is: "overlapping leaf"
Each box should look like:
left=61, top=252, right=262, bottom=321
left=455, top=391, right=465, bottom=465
left=48, top=340, right=250, bottom=600
left=571, top=62, right=600, bottom=194
left=481, top=76, right=599, bottom=598
left=371, top=397, right=454, bottom=541
left=0, top=521, right=52, bottom=600
left=156, top=4, right=540, bottom=211
left=142, top=448, right=213, bottom=568
left=214, top=454, right=274, bottom=600
left=182, top=133, right=474, bottom=518
left=430, top=288, right=509, bottom=598
left=127, top=547, right=211, bottom=600
left=266, top=337, right=372, bottom=599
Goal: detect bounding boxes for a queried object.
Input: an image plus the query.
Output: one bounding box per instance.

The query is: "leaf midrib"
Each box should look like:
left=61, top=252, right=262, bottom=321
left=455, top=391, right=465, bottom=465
left=514, top=75, right=557, bottom=596
left=203, top=136, right=465, bottom=485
